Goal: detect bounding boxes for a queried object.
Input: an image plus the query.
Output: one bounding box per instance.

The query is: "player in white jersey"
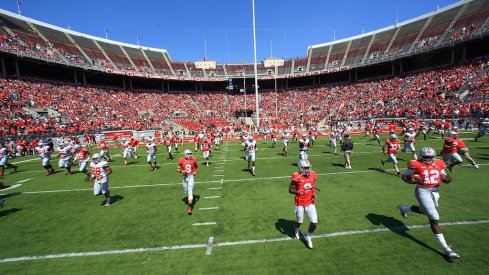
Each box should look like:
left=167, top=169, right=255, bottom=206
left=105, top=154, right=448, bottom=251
left=0, top=143, right=18, bottom=176
left=146, top=139, right=158, bottom=171
left=122, top=139, right=133, bottom=166
left=263, top=128, right=269, bottom=144
left=56, top=143, right=73, bottom=176
left=214, top=132, right=222, bottom=150
left=299, top=134, right=310, bottom=160
left=245, top=136, right=257, bottom=176
left=402, top=128, right=418, bottom=160
left=328, top=130, right=340, bottom=155
left=89, top=153, right=113, bottom=207
left=282, top=131, right=290, bottom=157
left=36, top=142, right=55, bottom=176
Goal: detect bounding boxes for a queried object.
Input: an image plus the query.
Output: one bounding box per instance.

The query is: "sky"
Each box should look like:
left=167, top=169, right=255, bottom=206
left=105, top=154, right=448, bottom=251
left=1, top=0, right=460, bottom=64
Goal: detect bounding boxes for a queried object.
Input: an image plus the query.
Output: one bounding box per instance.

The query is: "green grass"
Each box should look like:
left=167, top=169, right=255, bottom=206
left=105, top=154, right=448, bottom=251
left=1, top=132, right=489, bottom=274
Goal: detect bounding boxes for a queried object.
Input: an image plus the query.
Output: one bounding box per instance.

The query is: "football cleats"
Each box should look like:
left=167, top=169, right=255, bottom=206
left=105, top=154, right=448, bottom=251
left=91, top=153, right=102, bottom=163
left=419, top=147, right=436, bottom=164
left=298, top=159, right=312, bottom=177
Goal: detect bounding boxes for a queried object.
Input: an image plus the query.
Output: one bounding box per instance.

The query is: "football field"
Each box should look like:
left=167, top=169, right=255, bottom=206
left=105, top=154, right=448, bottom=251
left=1, top=133, right=489, bottom=274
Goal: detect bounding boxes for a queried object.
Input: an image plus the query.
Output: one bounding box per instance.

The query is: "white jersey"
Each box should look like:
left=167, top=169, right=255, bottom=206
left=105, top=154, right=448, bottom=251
left=59, top=146, right=73, bottom=160
left=246, top=140, right=257, bottom=154
left=299, top=138, right=310, bottom=151
left=37, top=145, right=52, bottom=159
left=0, top=147, right=8, bottom=159
left=146, top=143, right=157, bottom=154
left=404, top=132, right=416, bottom=143
left=90, top=160, right=110, bottom=178
left=123, top=141, right=133, bottom=152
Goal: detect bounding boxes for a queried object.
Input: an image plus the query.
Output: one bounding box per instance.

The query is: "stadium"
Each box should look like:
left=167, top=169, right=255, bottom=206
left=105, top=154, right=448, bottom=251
left=1, top=0, right=489, bottom=273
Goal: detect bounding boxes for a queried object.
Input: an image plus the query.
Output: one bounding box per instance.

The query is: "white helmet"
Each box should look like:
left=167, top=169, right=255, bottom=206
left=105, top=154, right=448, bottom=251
left=389, top=134, right=397, bottom=140
left=91, top=153, right=102, bottom=163
left=74, top=144, right=81, bottom=150
left=248, top=136, right=254, bottom=141
left=184, top=149, right=192, bottom=159
left=298, top=159, right=312, bottom=176
left=419, top=147, right=436, bottom=164
left=449, top=131, right=458, bottom=137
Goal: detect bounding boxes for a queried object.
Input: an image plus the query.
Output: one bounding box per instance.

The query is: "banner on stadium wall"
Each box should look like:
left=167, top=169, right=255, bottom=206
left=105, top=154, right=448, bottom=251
left=102, top=131, right=133, bottom=141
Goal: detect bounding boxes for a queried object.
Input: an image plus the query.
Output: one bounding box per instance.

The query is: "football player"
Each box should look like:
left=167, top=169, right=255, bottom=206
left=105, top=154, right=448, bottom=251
left=177, top=149, right=199, bottom=215
left=99, top=140, right=112, bottom=162
left=89, top=153, right=113, bottom=207
left=282, top=131, right=290, bottom=157
left=36, top=141, right=54, bottom=176
left=370, top=124, right=382, bottom=146
left=397, top=147, right=460, bottom=259
left=402, top=128, right=417, bottom=160
left=56, top=142, right=73, bottom=176
left=299, top=134, right=310, bottom=160
left=75, top=144, right=92, bottom=181
left=0, top=143, right=18, bottom=176
left=454, top=133, right=478, bottom=169
left=164, top=135, right=174, bottom=160
left=381, top=134, right=401, bottom=175
left=288, top=159, right=318, bottom=249
left=245, top=136, right=257, bottom=176
left=474, top=118, right=489, bottom=142
left=201, top=137, right=212, bottom=166
left=442, top=132, right=463, bottom=173
left=146, top=139, right=158, bottom=171
left=328, top=129, right=340, bottom=155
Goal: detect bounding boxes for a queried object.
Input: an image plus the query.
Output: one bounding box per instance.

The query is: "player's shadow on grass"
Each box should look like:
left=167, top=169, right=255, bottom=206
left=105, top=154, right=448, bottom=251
left=101, top=195, right=124, bottom=206
left=367, top=167, right=395, bottom=175
left=0, top=208, right=21, bottom=217
left=365, top=213, right=450, bottom=262
left=182, top=195, right=200, bottom=208
left=275, top=218, right=297, bottom=239
left=1, top=192, right=21, bottom=199
left=331, top=163, right=345, bottom=167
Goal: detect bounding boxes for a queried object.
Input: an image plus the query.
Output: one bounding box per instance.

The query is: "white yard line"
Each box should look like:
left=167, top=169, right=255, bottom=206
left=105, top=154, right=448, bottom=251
left=199, top=207, right=219, bottom=211
left=15, top=163, right=487, bottom=195
left=192, top=222, right=217, bottom=226
left=1, top=219, right=487, bottom=263
left=203, top=196, right=221, bottom=199
left=207, top=187, right=222, bottom=190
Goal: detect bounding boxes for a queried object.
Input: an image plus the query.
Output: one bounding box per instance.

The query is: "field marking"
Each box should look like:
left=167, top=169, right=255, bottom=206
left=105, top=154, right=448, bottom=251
left=205, top=236, right=214, bottom=255
left=1, top=219, right=487, bottom=263
left=207, top=187, right=222, bottom=190
left=212, top=175, right=224, bottom=177
left=192, top=222, right=217, bottom=226
left=14, top=163, right=488, bottom=195
left=0, top=184, right=22, bottom=192
left=203, top=196, right=221, bottom=199
left=199, top=207, right=219, bottom=211
left=215, top=170, right=225, bottom=172
left=15, top=178, right=33, bottom=183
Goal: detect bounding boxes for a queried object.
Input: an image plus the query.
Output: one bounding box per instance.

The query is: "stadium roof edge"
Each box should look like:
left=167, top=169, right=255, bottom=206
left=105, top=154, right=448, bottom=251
left=307, top=0, right=470, bottom=50
left=0, top=8, right=171, bottom=59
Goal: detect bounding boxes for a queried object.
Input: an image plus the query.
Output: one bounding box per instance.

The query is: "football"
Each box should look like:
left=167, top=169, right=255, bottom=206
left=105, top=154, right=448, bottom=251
left=410, top=174, right=422, bottom=183
left=441, top=174, right=453, bottom=184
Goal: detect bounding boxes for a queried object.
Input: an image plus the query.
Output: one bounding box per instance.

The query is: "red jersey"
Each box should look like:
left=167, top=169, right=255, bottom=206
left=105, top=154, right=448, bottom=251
left=130, top=139, right=139, bottom=147
left=100, top=141, right=108, bottom=151
left=291, top=171, right=318, bottom=207
left=164, top=138, right=172, bottom=147
left=373, top=127, right=381, bottom=135
left=178, top=157, right=199, bottom=176
left=407, top=159, right=446, bottom=188
left=388, top=124, right=396, bottom=132
left=454, top=138, right=466, bottom=149
left=384, top=139, right=401, bottom=154
left=442, top=138, right=458, bottom=154
left=201, top=141, right=211, bottom=152
left=77, top=148, right=90, bottom=161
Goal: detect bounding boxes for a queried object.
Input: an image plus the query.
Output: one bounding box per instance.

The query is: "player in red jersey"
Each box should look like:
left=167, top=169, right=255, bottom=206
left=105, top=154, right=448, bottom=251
left=370, top=124, right=382, bottom=146
left=201, top=137, right=212, bottom=166
left=99, top=140, right=112, bottom=162
left=75, top=144, right=92, bottom=181
left=171, top=133, right=180, bottom=153
left=289, top=159, right=318, bottom=249
left=397, top=147, right=460, bottom=259
left=388, top=122, right=397, bottom=134
left=381, top=134, right=401, bottom=175
left=453, top=133, right=478, bottom=169
left=441, top=132, right=463, bottom=173
left=177, top=149, right=199, bottom=215
left=129, top=138, right=139, bottom=159
left=163, top=136, right=174, bottom=160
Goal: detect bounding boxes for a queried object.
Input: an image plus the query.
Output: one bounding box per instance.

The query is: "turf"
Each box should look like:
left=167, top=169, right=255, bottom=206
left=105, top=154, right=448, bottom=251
left=1, top=132, right=489, bottom=274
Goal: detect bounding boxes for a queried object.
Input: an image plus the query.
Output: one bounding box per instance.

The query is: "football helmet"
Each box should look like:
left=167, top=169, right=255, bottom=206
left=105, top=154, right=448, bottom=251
left=407, top=128, right=414, bottom=134
left=419, top=147, right=436, bottom=164
left=389, top=134, right=397, bottom=140
left=91, top=153, right=102, bottom=163
left=74, top=144, right=81, bottom=150
left=298, top=159, right=312, bottom=177
left=248, top=136, right=254, bottom=141
left=184, top=149, right=192, bottom=159
left=449, top=131, right=458, bottom=138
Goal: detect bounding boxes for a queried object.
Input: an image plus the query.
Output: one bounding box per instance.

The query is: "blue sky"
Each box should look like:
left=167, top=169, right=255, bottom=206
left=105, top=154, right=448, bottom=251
left=1, top=0, right=459, bottom=63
